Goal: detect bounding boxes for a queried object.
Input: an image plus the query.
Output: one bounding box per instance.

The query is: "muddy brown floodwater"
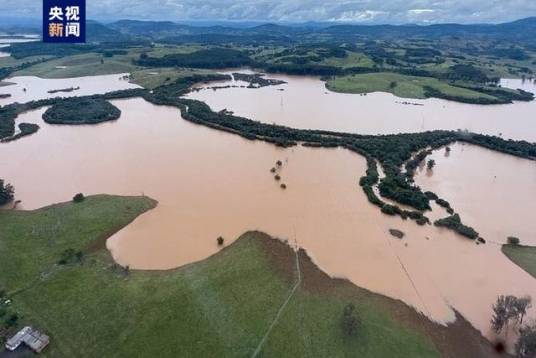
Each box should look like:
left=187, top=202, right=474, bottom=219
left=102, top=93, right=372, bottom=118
left=187, top=73, right=536, bottom=142
left=415, top=142, right=536, bottom=245
left=2, top=92, right=536, bottom=346
left=0, top=74, right=140, bottom=106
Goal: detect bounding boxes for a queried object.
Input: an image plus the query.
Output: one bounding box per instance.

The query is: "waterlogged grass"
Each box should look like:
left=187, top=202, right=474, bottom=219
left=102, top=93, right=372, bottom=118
left=502, top=244, right=536, bottom=278
left=326, top=72, right=496, bottom=100
left=0, top=195, right=441, bottom=357
left=13, top=52, right=140, bottom=78
left=129, top=68, right=219, bottom=89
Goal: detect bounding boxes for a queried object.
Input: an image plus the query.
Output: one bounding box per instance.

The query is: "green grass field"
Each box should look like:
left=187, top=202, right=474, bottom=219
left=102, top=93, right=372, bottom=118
left=326, top=72, right=497, bottom=101
left=9, top=50, right=220, bottom=89
left=128, top=67, right=220, bottom=89
left=320, top=52, right=375, bottom=69
left=502, top=244, right=536, bottom=278
left=0, top=195, right=500, bottom=357
left=13, top=52, right=140, bottom=78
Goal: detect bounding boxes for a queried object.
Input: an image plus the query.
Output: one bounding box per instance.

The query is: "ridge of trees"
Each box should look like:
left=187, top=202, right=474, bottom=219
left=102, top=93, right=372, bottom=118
left=2, top=74, right=535, bottom=232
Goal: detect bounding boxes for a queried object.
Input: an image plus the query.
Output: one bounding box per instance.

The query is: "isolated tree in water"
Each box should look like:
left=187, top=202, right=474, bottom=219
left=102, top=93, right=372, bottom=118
left=514, top=296, right=532, bottom=326
left=491, top=295, right=532, bottom=336
left=427, top=159, right=436, bottom=170
left=0, top=179, right=14, bottom=205
left=491, top=295, right=518, bottom=335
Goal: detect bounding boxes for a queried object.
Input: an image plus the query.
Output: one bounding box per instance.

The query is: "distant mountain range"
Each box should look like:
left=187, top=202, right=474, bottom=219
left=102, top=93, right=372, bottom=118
left=102, top=17, right=536, bottom=44
left=3, top=17, right=536, bottom=45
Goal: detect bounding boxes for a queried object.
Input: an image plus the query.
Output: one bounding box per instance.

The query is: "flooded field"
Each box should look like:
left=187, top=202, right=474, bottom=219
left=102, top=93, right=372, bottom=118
left=187, top=73, right=536, bottom=142
left=415, top=142, right=536, bottom=245
left=0, top=74, right=139, bottom=106
left=2, top=91, right=536, bottom=344
left=0, top=35, right=39, bottom=57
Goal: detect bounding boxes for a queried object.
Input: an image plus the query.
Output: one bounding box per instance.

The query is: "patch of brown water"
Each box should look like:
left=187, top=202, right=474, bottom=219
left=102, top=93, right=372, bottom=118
left=186, top=74, right=536, bottom=142
left=415, top=142, right=536, bottom=245
left=0, top=74, right=139, bottom=106
left=2, top=97, right=536, bottom=347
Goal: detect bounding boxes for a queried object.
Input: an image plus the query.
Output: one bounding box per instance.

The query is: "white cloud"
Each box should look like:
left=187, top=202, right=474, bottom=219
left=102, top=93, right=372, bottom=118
left=1, top=0, right=536, bottom=24
left=408, top=9, right=435, bottom=15
left=331, top=10, right=388, bottom=22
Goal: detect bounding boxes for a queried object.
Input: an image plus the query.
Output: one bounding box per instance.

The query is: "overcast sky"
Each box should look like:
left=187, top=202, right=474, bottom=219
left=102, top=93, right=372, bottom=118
left=3, top=0, right=536, bottom=24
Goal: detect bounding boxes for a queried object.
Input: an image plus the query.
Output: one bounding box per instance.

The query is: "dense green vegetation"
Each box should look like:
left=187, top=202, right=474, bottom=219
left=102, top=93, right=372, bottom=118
left=42, top=98, right=121, bottom=125
left=434, top=214, right=480, bottom=240
left=0, top=195, right=500, bottom=357
left=0, top=57, right=50, bottom=82
left=2, top=71, right=534, bottom=231
left=3, top=18, right=536, bottom=104
left=0, top=179, right=14, bottom=205
left=136, top=48, right=252, bottom=68
left=232, top=72, right=286, bottom=87
left=0, top=122, right=40, bottom=142
left=5, top=40, right=151, bottom=60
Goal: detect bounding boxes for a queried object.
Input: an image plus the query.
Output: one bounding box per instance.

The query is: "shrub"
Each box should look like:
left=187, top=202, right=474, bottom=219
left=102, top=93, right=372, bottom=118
left=0, top=179, right=15, bottom=205
left=5, top=314, right=18, bottom=327
left=217, top=236, right=224, bottom=246
left=508, top=236, right=520, bottom=245
left=389, top=229, right=404, bottom=239
left=342, top=303, right=360, bottom=337
left=427, top=159, right=436, bottom=170
left=58, top=248, right=84, bottom=265
left=434, top=214, right=479, bottom=239
left=517, top=322, right=536, bottom=358
left=73, top=193, right=85, bottom=203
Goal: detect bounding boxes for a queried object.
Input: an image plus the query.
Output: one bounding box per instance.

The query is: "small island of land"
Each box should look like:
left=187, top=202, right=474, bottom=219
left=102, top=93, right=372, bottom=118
left=42, top=97, right=121, bottom=124
left=326, top=72, right=534, bottom=104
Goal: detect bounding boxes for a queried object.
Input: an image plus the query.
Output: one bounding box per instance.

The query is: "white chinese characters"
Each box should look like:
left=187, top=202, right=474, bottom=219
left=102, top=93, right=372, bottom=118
left=47, top=4, right=82, bottom=39
left=66, top=6, right=80, bottom=21
left=48, top=6, right=63, bottom=21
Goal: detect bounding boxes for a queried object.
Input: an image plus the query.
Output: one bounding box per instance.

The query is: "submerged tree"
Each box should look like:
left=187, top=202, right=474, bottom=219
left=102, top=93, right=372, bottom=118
left=516, top=322, right=536, bottom=358
left=0, top=179, right=14, bottom=206
left=427, top=159, right=436, bottom=170
left=491, top=295, right=532, bottom=336
left=491, top=295, right=518, bottom=335
left=514, top=296, right=532, bottom=326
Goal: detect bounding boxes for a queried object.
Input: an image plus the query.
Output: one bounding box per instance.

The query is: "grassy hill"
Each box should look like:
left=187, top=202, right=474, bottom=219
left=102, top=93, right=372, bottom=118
left=0, top=195, right=499, bottom=357
left=326, top=72, right=497, bottom=101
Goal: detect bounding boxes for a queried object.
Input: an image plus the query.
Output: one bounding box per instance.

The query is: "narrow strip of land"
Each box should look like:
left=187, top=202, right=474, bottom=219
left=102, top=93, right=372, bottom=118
left=251, top=242, right=302, bottom=358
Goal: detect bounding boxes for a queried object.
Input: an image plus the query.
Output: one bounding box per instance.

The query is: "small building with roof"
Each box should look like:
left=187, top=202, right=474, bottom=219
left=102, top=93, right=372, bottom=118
left=5, top=326, right=49, bottom=354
